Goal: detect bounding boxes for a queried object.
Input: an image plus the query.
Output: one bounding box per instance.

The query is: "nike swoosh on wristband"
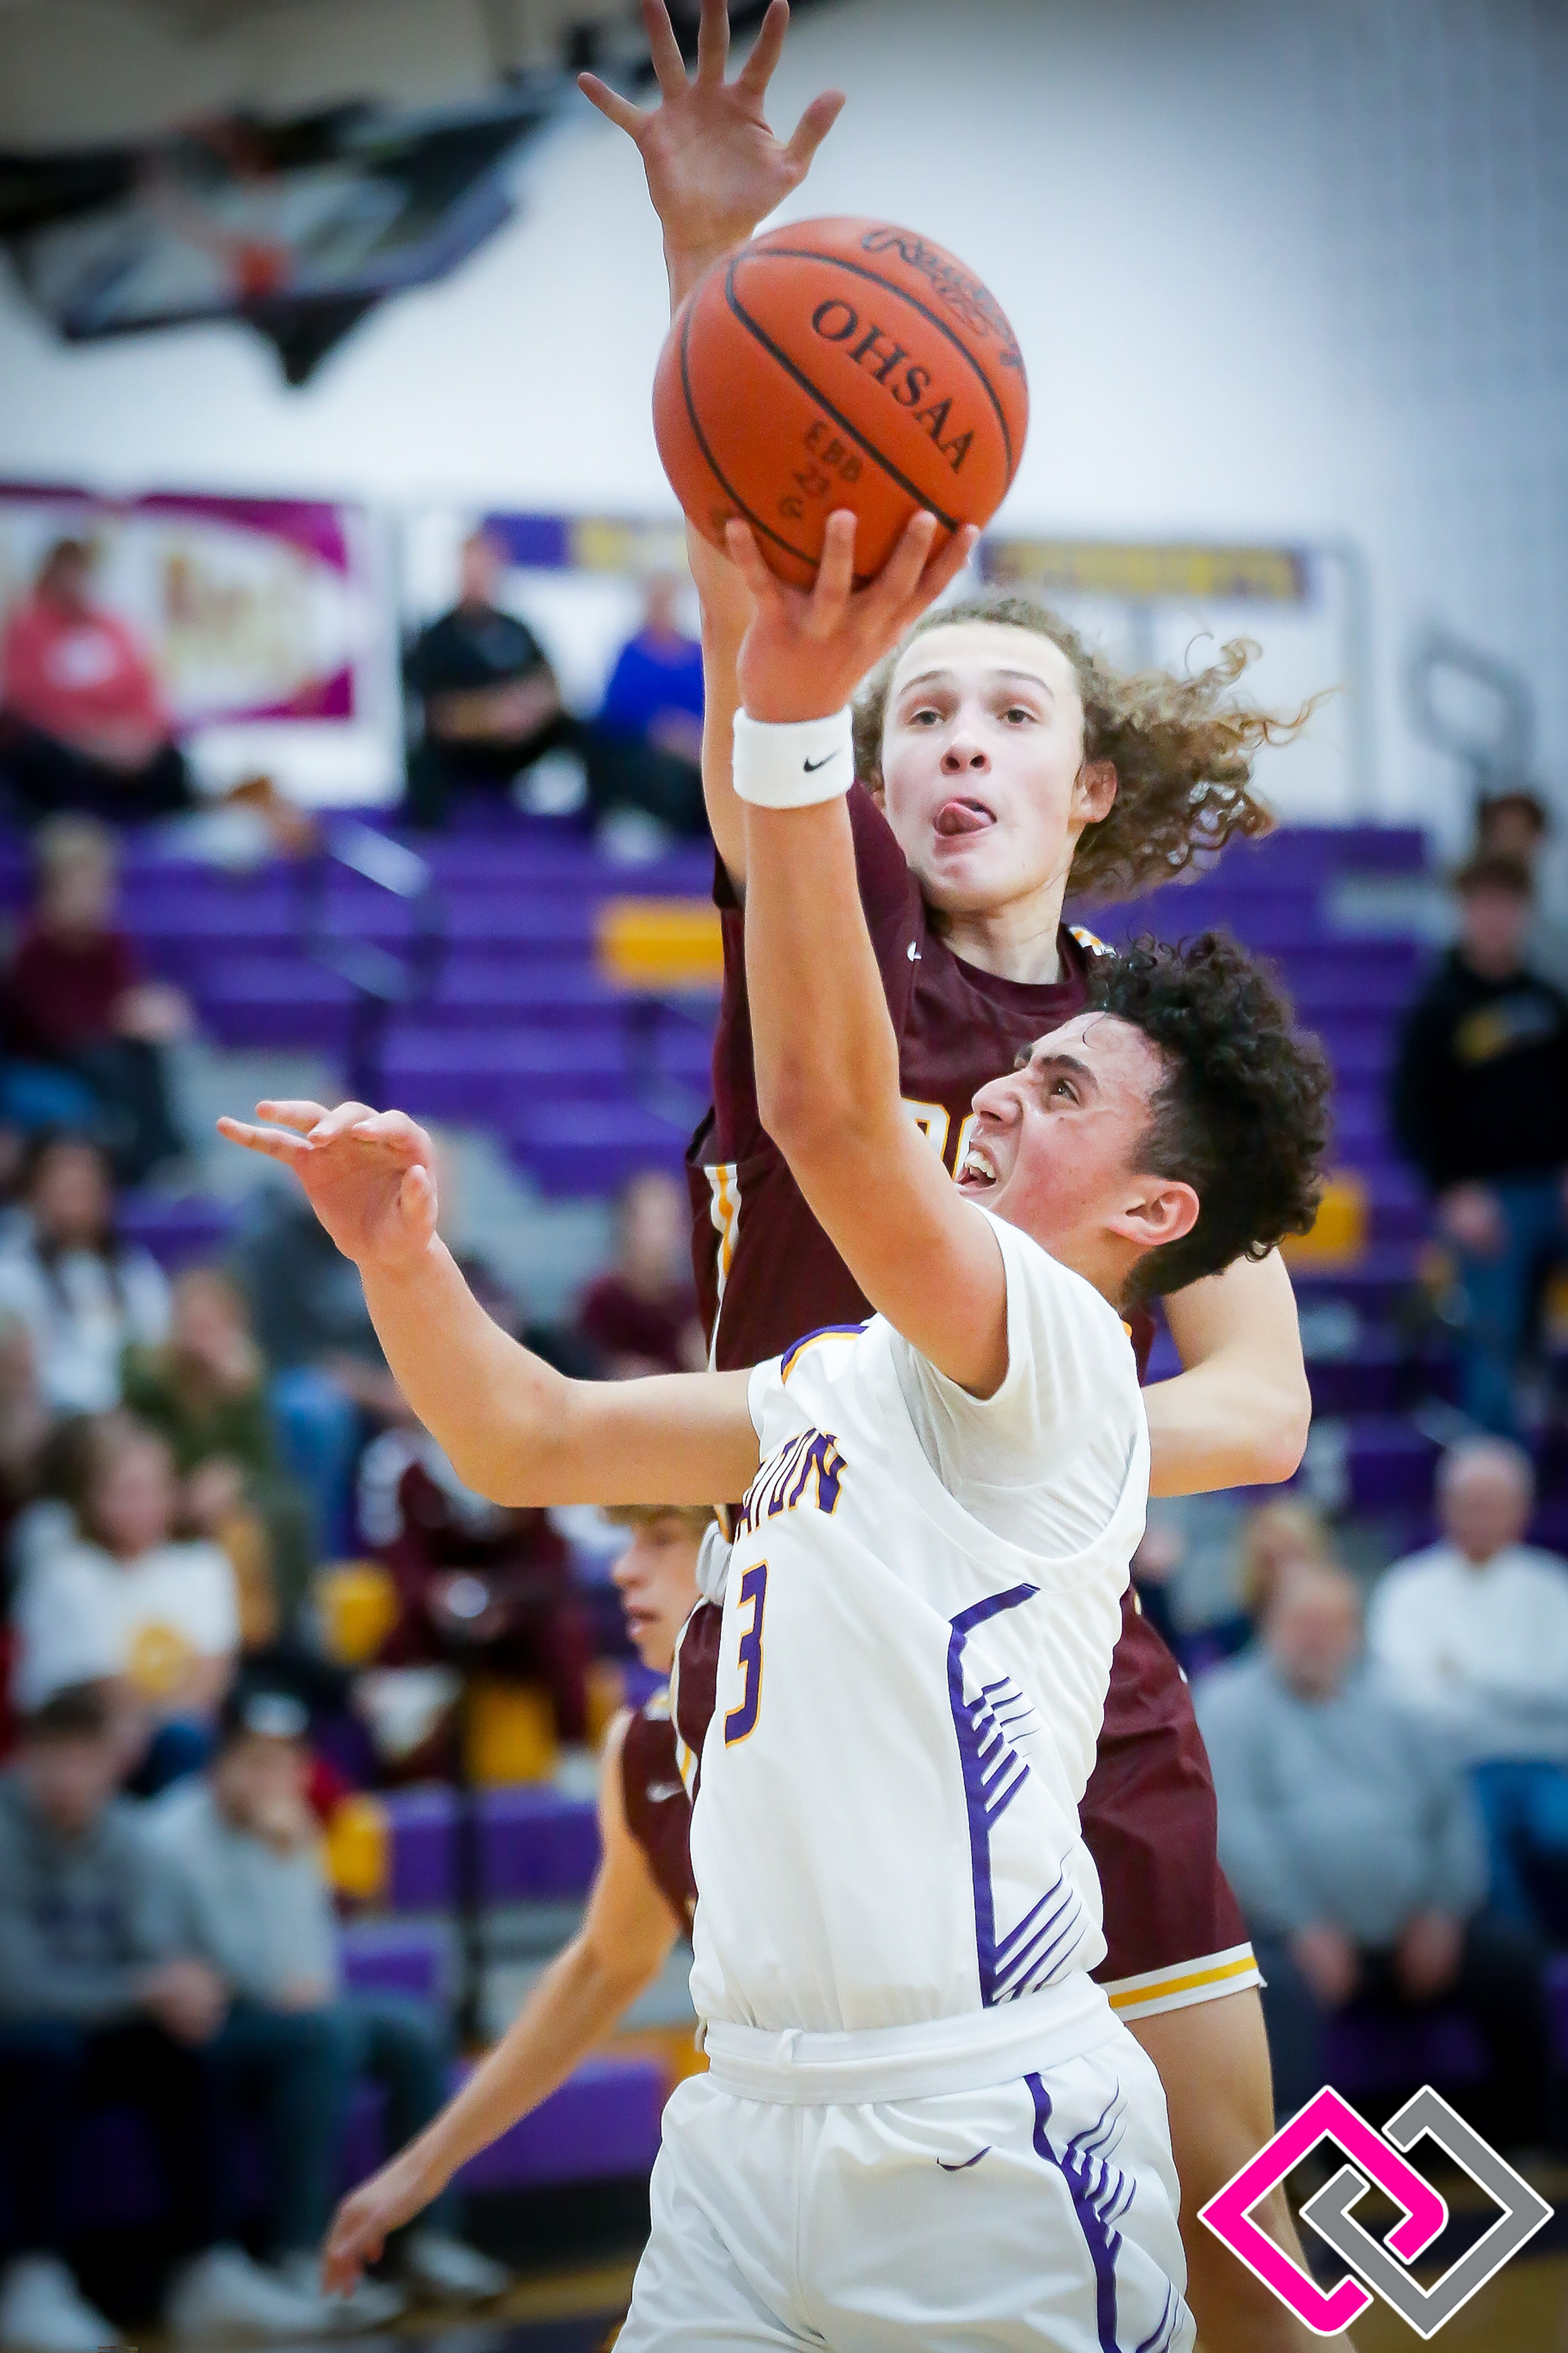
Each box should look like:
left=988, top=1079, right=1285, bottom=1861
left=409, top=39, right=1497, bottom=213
left=803, top=751, right=843, bottom=773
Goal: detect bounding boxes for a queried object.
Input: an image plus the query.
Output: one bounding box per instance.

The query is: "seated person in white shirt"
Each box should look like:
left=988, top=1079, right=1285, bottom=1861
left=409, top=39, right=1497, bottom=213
left=1198, top=1563, right=1550, bottom=2151
left=1369, top=1436, right=1568, bottom=1936
left=220, top=511, right=1331, bottom=2353
left=13, top=1411, right=237, bottom=1793
left=0, top=1137, right=169, bottom=1416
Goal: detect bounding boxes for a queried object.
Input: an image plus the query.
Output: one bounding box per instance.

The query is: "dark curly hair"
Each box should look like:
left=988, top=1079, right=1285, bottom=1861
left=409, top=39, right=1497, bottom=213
left=852, top=593, right=1322, bottom=901
left=1089, top=931, right=1332, bottom=1302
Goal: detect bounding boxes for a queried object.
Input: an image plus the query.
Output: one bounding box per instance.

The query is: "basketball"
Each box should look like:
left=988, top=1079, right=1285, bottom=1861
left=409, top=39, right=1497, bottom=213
left=653, top=217, right=1028, bottom=588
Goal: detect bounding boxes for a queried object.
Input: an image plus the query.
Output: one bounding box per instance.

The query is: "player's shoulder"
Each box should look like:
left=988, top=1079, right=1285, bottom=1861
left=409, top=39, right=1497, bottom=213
left=978, top=1205, right=1136, bottom=1355
left=1067, top=923, right=1117, bottom=962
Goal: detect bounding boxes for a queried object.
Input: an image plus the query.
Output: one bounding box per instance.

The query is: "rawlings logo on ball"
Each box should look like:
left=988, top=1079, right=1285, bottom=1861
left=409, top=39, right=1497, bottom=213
left=859, top=226, right=1025, bottom=369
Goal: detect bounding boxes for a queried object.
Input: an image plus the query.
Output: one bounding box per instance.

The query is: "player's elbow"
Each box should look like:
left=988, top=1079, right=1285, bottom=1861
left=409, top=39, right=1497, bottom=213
left=1247, top=1369, right=1313, bottom=1484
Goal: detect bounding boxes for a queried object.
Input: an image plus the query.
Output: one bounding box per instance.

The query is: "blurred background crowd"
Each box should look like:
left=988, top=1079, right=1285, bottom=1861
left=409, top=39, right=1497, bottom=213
left=2, top=0, right=1566, bottom=2343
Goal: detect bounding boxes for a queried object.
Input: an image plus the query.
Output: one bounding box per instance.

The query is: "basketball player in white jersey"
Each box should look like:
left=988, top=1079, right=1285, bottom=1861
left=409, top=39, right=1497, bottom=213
left=220, top=515, right=1328, bottom=2349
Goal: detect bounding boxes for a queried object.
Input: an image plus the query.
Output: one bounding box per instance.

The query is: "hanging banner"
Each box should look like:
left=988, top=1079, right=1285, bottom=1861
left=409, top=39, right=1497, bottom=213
left=0, top=482, right=381, bottom=727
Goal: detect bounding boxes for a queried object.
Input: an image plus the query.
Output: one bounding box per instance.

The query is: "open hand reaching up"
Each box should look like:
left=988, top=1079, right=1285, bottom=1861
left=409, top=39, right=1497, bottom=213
left=724, top=507, right=980, bottom=724
left=216, top=1100, right=439, bottom=1276
left=579, top=0, right=844, bottom=291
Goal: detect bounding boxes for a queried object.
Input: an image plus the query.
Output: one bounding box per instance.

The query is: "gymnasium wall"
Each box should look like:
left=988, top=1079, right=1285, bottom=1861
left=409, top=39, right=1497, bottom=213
left=0, top=0, right=1563, bottom=841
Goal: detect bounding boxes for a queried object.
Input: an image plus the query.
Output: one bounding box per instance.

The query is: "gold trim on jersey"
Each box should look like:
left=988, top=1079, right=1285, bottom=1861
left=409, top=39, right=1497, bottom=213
left=1101, top=1942, right=1262, bottom=2022
left=704, top=1162, right=741, bottom=1371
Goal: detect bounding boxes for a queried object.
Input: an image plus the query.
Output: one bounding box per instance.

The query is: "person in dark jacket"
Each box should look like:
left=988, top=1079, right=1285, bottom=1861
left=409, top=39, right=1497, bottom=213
left=1391, top=852, right=1568, bottom=1434
left=402, top=532, right=578, bottom=830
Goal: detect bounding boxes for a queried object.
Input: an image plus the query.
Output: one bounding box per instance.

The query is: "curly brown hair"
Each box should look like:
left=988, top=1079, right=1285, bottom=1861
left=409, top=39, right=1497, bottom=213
left=1089, top=932, right=1331, bottom=1302
left=852, top=593, right=1320, bottom=902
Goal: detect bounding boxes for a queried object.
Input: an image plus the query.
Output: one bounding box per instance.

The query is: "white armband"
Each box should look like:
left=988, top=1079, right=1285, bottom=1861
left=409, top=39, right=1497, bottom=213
left=732, top=706, right=854, bottom=808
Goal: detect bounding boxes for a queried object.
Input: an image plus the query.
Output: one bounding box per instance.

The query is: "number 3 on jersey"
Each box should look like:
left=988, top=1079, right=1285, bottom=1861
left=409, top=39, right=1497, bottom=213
left=723, top=1563, right=769, bottom=1745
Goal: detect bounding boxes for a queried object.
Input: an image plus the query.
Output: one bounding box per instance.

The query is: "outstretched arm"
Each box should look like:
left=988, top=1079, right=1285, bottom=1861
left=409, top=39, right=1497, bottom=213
left=217, top=1102, right=758, bottom=1507
left=580, top=0, right=843, bottom=886
left=719, top=511, right=1022, bottom=1396
left=322, top=1715, right=679, bottom=2291
left=1147, top=1250, right=1311, bottom=1495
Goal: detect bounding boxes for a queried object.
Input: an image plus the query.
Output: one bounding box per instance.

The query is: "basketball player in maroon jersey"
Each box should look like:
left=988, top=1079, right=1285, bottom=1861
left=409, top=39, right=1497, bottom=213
left=319, top=1505, right=710, bottom=2291
left=582, top=11, right=1348, bottom=2349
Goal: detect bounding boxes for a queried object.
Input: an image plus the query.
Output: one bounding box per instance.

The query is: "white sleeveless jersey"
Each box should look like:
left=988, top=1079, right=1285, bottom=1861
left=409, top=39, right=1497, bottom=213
left=686, top=1214, right=1149, bottom=2036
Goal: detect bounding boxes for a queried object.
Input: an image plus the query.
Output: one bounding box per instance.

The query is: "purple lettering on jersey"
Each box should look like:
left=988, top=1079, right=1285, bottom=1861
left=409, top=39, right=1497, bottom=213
left=734, top=1427, right=847, bottom=1541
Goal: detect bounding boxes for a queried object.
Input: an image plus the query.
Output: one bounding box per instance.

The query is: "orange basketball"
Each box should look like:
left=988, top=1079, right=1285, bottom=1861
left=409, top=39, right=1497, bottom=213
left=654, top=217, right=1028, bottom=589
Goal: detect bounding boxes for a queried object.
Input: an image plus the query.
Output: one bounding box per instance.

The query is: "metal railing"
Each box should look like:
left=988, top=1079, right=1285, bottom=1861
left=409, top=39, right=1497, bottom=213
left=299, top=820, right=444, bottom=1104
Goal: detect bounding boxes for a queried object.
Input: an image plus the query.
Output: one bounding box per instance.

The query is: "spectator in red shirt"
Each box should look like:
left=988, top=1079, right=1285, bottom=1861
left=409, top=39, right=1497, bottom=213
left=576, top=1169, right=705, bottom=1378
left=0, top=539, right=200, bottom=824
left=2, top=817, right=189, bottom=1180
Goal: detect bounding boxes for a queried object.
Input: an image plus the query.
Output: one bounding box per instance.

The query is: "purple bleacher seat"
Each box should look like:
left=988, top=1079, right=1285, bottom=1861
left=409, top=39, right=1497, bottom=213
left=509, top=1102, right=693, bottom=1196
left=1345, top=1418, right=1441, bottom=1513
left=1291, top=1250, right=1420, bottom=1318
left=384, top=1783, right=601, bottom=1909
left=385, top=1785, right=459, bottom=1909
left=453, top=2054, right=665, bottom=2192
left=481, top=1786, right=600, bottom=1902
left=338, top=1916, right=453, bottom=2005
left=118, top=1194, right=236, bottom=1270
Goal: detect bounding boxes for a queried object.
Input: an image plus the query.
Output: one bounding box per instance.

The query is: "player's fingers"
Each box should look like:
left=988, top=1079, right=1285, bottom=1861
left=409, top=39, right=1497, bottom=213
left=695, top=0, right=730, bottom=83
left=735, top=0, right=788, bottom=95
left=576, top=72, right=646, bottom=136
left=809, top=508, right=858, bottom=624
left=784, top=87, right=846, bottom=169
left=349, top=1107, right=436, bottom=1160
left=305, top=1100, right=380, bottom=1143
left=642, top=0, right=690, bottom=96
left=723, top=518, right=784, bottom=610
left=252, top=1098, right=331, bottom=1133
left=910, top=521, right=981, bottom=617
left=864, top=509, right=939, bottom=617
left=215, top=1116, right=310, bottom=1165
left=399, top=1163, right=438, bottom=1230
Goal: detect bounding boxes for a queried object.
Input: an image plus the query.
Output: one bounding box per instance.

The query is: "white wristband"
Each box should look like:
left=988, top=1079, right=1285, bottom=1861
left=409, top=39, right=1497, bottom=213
left=732, top=706, right=854, bottom=808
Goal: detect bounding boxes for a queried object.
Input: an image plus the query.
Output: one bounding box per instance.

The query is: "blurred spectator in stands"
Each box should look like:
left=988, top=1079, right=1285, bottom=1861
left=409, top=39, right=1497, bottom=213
left=1475, top=788, right=1568, bottom=992
left=1235, top=1498, right=1337, bottom=1634
left=1199, top=1564, right=1550, bottom=2147
left=357, top=1409, right=590, bottom=1749
left=0, top=1137, right=169, bottom=1416
left=233, top=1185, right=404, bottom=1558
left=3, top=817, right=188, bottom=1183
left=0, top=537, right=199, bottom=825
left=0, top=1681, right=331, bottom=2348
left=124, top=1267, right=314, bottom=1639
left=1391, top=851, right=1568, bottom=1435
left=12, top=1413, right=239, bottom=1793
left=151, top=1680, right=511, bottom=2319
left=590, top=571, right=707, bottom=844
left=320, top=1506, right=711, bottom=2289
left=577, top=1170, right=705, bottom=1379
left=0, top=1312, right=49, bottom=1546
left=403, top=530, right=578, bottom=830
left=1369, top=1438, right=1568, bottom=1937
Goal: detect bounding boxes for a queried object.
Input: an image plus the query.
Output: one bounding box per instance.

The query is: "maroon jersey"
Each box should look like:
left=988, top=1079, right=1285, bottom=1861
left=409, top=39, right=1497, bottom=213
left=679, top=788, right=1251, bottom=1999
left=687, top=783, right=1101, bottom=1369
left=619, top=1688, right=697, bottom=1934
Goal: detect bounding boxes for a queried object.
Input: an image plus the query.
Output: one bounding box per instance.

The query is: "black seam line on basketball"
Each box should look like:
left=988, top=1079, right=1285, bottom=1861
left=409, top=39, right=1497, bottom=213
left=678, top=291, right=826, bottom=577
left=723, top=259, right=963, bottom=537
left=739, top=244, right=1017, bottom=480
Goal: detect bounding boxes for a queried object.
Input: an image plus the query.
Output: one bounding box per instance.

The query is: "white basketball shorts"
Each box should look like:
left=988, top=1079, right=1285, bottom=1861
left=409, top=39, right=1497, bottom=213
left=618, top=1982, right=1195, bottom=2352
